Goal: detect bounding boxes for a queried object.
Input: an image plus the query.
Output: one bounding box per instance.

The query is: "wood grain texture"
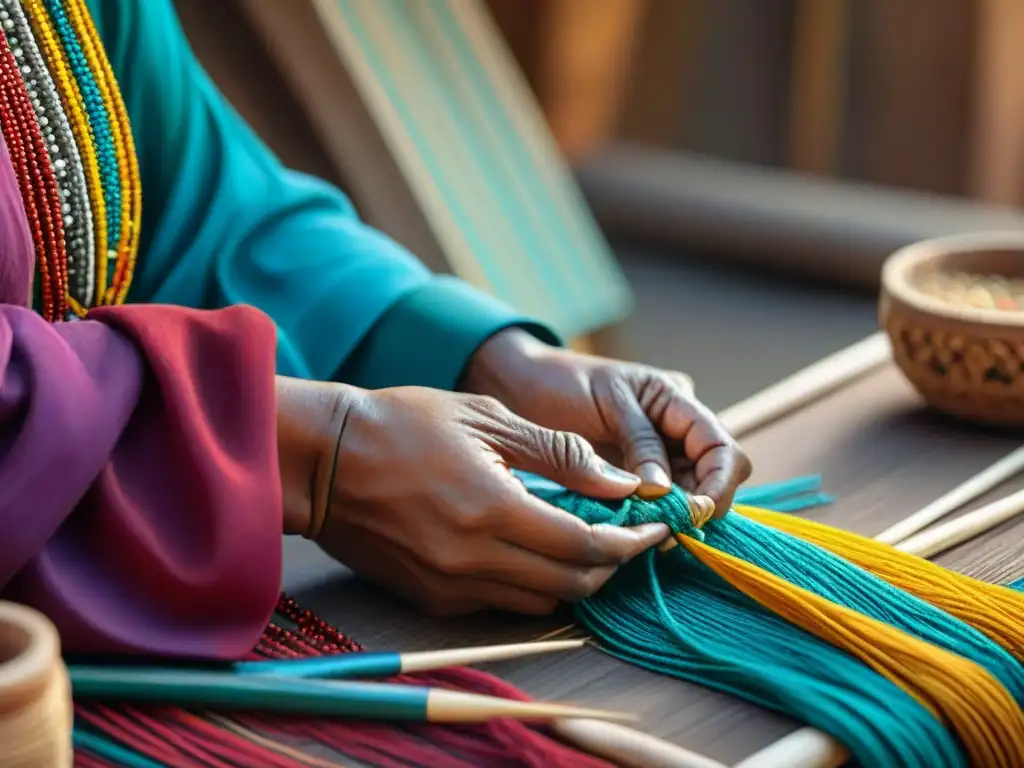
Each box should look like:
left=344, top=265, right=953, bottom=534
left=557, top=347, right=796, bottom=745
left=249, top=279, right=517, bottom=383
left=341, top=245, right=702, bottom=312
left=282, top=363, right=1024, bottom=764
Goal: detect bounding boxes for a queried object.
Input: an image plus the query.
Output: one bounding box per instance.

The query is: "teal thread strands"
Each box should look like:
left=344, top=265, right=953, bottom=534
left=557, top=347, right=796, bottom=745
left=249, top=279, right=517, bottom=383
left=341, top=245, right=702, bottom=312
left=576, top=550, right=964, bottom=768
left=704, top=512, right=1024, bottom=705
left=534, top=485, right=968, bottom=768
left=73, top=728, right=164, bottom=768
left=517, top=472, right=835, bottom=516
left=43, top=0, right=120, bottom=264
left=69, top=666, right=430, bottom=720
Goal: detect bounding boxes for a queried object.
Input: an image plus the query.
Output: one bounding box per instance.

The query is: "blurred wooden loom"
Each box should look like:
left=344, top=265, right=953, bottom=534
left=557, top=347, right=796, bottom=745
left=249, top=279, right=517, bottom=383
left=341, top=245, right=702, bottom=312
left=178, top=0, right=632, bottom=351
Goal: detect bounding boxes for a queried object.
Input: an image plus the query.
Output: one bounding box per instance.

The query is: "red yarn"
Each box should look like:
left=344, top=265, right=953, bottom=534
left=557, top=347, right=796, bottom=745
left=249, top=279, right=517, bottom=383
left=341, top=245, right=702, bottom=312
left=74, top=593, right=617, bottom=768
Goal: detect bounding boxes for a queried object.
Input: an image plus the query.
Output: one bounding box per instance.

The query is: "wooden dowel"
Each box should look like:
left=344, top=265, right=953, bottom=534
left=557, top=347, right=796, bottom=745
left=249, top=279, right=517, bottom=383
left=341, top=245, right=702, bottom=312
left=733, top=726, right=845, bottom=768
left=718, top=332, right=891, bottom=438
left=895, top=487, right=1024, bottom=559
left=875, top=444, right=1024, bottom=545
left=554, top=719, right=729, bottom=768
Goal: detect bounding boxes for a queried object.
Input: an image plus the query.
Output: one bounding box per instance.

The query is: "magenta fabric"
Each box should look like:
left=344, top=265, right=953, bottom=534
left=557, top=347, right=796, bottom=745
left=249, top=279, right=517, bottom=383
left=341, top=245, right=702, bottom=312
left=0, top=130, right=284, bottom=659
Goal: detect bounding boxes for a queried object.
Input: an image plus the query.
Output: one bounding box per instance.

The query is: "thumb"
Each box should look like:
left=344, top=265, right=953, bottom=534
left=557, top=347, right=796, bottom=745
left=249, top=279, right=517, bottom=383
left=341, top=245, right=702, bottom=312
left=593, top=378, right=673, bottom=499
left=488, top=412, right=640, bottom=499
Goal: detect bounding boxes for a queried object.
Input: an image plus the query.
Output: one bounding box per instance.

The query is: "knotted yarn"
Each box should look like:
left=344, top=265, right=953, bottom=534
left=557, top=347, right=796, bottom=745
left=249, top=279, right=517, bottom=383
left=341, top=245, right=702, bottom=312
left=533, top=481, right=1024, bottom=768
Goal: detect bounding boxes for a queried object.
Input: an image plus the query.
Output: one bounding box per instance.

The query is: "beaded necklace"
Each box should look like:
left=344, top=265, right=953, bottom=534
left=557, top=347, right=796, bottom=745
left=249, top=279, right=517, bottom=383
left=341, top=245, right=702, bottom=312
left=1, top=0, right=93, bottom=311
left=0, top=14, right=66, bottom=320
left=37, top=0, right=118, bottom=301
left=19, top=0, right=139, bottom=314
left=61, top=0, right=139, bottom=305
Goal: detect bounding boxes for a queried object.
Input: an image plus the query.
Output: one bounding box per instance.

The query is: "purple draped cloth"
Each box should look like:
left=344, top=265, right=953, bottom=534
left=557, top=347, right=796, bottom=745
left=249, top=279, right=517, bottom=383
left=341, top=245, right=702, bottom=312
left=0, top=133, right=284, bottom=659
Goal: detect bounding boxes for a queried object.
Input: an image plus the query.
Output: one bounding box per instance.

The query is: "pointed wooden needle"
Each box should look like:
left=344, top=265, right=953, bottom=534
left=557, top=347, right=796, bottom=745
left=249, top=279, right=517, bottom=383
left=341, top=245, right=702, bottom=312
left=68, top=665, right=634, bottom=724
left=235, top=638, right=587, bottom=679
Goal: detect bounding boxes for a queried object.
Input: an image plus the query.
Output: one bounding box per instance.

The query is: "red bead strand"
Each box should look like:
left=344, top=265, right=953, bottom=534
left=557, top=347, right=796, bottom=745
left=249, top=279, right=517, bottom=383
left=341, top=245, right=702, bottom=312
left=0, top=32, right=68, bottom=319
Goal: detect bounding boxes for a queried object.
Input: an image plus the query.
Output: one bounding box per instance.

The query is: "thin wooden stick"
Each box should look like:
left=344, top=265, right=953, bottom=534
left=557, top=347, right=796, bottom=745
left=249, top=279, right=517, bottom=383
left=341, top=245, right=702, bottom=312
left=718, top=332, right=891, bottom=438
left=895, top=487, right=1024, bottom=559
left=553, top=720, right=729, bottom=768
left=875, top=444, right=1024, bottom=545
left=733, top=727, right=845, bottom=768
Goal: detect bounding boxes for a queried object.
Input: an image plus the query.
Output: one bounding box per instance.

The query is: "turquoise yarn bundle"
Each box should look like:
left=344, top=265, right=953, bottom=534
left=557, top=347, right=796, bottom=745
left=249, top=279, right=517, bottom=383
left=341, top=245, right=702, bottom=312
left=704, top=513, right=1024, bottom=705
left=521, top=473, right=1024, bottom=768
left=578, top=550, right=963, bottom=767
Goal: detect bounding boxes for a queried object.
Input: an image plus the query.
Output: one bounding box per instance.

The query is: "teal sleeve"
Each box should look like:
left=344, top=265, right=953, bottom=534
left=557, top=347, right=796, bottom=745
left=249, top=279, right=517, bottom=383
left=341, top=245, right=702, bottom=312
left=337, top=276, right=559, bottom=391
left=88, top=0, right=557, bottom=385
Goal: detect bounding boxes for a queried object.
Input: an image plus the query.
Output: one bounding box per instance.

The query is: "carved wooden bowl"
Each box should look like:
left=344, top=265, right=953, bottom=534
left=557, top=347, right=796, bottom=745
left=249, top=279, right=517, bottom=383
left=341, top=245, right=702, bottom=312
left=880, top=232, right=1024, bottom=428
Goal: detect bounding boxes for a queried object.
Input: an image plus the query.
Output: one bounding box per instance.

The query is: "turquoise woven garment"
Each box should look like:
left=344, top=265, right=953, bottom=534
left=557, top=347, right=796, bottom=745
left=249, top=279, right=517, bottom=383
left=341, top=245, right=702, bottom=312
left=526, top=477, right=974, bottom=768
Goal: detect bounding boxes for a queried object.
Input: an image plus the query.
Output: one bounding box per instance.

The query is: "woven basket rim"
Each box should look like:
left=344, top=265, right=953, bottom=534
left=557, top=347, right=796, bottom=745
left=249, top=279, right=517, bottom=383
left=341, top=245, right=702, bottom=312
left=882, top=231, right=1024, bottom=329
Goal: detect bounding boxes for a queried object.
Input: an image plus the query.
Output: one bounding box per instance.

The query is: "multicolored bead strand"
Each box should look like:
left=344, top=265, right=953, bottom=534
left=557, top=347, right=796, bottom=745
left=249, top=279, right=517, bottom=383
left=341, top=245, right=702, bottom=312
left=60, top=0, right=139, bottom=305
left=40, top=0, right=120, bottom=298
left=0, top=20, right=66, bottom=319
left=20, top=0, right=107, bottom=302
left=1, top=0, right=93, bottom=312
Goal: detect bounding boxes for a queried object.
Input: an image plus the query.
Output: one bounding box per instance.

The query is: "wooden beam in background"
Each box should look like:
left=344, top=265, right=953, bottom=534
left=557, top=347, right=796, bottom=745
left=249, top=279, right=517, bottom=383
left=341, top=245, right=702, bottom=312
left=616, top=0, right=706, bottom=147
left=842, top=0, right=975, bottom=196
left=968, top=0, right=1024, bottom=205
left=788, top=0, right=850, bottom=175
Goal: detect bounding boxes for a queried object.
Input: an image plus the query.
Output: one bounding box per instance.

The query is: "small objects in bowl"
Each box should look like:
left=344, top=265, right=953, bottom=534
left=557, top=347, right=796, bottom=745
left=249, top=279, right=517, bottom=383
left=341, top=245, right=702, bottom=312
left=880, top=232, right=1024, bottom=429
left=918, top=272, right=1024, bottom=313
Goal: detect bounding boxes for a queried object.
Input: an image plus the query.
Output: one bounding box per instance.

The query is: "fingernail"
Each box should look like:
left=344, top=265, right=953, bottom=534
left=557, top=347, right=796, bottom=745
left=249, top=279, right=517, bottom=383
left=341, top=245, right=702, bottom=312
left=657, top=537, right=678, bottom=552
left=635, top=462, right=672, bottom=499
left=687, top=495, right=716, bottom=528
left=598, top=461, right=640, bottom=485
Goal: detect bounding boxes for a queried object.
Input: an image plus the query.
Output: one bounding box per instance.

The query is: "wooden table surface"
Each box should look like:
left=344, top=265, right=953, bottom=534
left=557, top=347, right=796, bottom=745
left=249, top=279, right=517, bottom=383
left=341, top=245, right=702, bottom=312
left=281, top=363, right=1024, bottom=765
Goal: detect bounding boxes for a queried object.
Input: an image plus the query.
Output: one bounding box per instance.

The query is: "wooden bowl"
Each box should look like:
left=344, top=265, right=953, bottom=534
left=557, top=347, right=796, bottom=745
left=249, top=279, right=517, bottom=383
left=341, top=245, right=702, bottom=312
left=880, top=232, right=1024, bottom=428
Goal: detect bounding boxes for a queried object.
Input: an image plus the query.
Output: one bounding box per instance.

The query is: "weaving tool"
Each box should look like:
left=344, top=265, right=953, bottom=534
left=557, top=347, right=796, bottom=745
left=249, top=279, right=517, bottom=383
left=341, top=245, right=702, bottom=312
left=877, top=443, right=1024, bottom=545
left=233, top=637, right=587, bottom=678
left=69, top=665, right=635, bottom=724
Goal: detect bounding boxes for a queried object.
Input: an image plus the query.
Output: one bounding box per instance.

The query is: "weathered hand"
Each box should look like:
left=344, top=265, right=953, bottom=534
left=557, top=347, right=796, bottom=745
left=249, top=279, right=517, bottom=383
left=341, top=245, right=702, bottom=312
left=463, top=329, right=752, bottom=514
left=313, top=385, right=669, bottom=617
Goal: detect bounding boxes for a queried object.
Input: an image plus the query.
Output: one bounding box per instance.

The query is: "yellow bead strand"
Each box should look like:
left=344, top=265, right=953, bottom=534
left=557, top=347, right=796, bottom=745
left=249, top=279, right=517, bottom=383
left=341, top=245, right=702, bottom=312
left=20, top=0, right=108, bottom=298
left=61, top=0, right=139, bottom=305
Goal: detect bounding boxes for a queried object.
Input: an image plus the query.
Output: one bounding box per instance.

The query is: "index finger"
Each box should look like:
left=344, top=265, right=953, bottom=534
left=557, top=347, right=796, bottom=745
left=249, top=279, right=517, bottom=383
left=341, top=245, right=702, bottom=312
left=661, top=395, right=751, bottom=515
left=492, top=482, right=669, bottom=566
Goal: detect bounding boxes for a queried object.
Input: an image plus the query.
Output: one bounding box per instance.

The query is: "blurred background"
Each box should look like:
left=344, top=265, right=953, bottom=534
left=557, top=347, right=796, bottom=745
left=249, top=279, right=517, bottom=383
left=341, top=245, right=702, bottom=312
left=174, top=0, right=1024, bottom=409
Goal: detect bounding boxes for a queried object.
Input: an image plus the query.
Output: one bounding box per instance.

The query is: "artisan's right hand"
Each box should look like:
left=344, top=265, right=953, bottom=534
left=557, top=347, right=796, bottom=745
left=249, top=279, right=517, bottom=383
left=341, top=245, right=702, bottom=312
left=315, top=386, right=670, bottom=617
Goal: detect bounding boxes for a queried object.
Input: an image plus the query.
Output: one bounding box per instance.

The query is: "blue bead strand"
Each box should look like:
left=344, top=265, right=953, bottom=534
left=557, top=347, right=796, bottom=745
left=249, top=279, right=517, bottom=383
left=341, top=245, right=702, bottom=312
left=42, top=0, right=119, bottom=265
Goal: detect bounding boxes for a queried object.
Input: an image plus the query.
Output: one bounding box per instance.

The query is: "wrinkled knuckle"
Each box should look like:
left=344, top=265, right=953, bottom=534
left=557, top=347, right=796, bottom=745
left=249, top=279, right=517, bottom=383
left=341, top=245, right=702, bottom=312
left=450, top=506, right=493, bottom=534
left=544, top=430, right=593, bottom=472
left=430, top=548, right=480, bottom=576
left=566, top=568, right=606, bottom=600
left=671, top=371, right=695, bottom=393
left=471, top=394, right=506, bottom=416
left=627, top=431, right=666, bottom=463
left=735, top=446, right=754, bottom=479
left=578, top=526, right=606, bottom=566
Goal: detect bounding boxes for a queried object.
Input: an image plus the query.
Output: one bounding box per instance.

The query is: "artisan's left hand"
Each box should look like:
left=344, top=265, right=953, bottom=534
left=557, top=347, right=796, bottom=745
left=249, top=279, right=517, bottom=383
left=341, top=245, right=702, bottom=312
left=463, top=329, right=751, bottom=514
